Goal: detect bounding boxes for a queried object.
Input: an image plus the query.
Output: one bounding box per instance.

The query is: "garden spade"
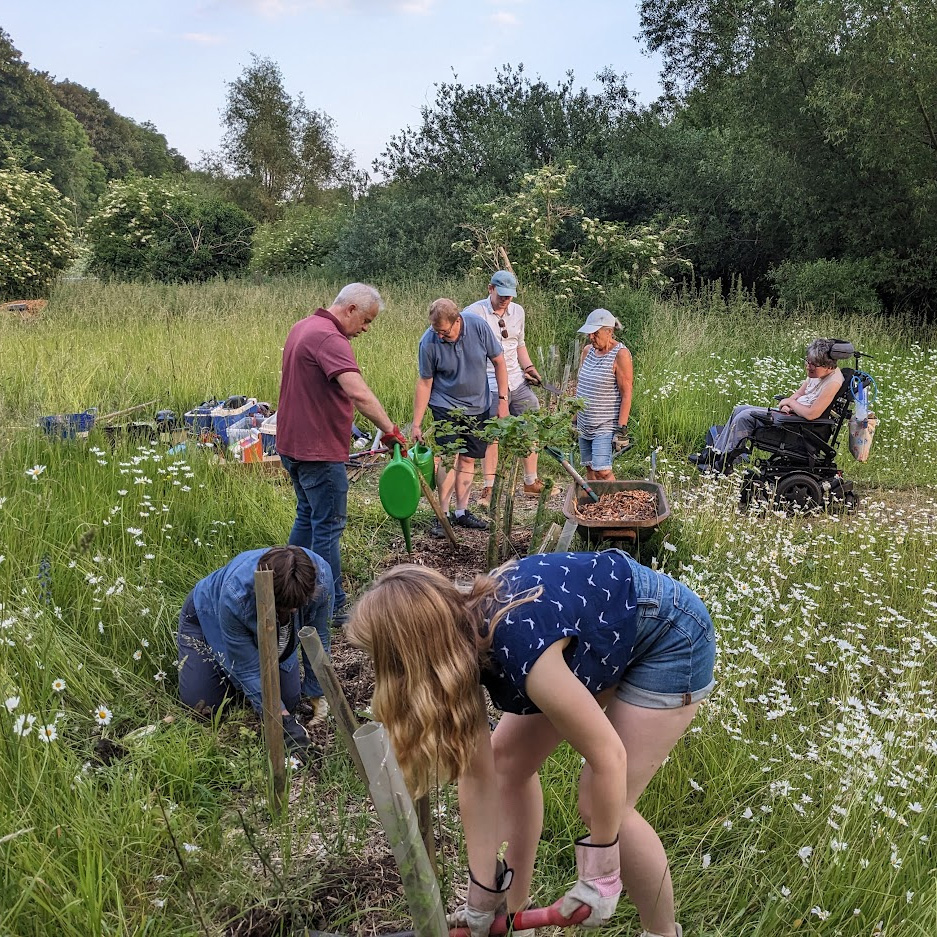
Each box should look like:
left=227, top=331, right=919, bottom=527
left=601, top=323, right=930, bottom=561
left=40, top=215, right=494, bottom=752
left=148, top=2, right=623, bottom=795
left=378, top=443, right=421, bottom=555
left=543, top=446, right=600, bottom=502
left=303, top=896, right=590, bottom=937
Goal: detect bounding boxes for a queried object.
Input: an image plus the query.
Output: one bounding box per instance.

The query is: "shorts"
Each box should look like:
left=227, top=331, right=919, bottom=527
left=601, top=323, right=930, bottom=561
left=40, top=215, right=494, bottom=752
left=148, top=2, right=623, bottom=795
left=488, top=381, right=541, bottom=419
left=430, top=406, right=488, bottom=460
left=579, top=432, right=614, bottom=472
left=616, top=559, right=716, bottom=709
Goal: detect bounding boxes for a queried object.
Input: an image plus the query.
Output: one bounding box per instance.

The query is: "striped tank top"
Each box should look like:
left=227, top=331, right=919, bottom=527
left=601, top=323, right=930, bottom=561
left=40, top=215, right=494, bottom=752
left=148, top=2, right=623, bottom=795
left=576, top=343, right=623, bottom=438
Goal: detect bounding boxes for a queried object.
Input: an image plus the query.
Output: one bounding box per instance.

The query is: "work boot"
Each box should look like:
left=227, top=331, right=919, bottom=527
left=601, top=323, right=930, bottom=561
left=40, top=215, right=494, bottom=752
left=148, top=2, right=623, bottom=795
left=523, top=478, right=545, bottom=497
left=430, top=514, right=454, bottom=538
left=454, top=510, right=488, bottom=530
left=477, top=486, right=493, bottom=509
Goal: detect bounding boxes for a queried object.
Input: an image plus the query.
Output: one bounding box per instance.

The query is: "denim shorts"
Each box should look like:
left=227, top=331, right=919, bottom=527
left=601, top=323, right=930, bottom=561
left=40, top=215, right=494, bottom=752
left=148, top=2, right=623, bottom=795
left=579, top=432, right=614, bottom=471
left=617, top=559, right=717, bottom=709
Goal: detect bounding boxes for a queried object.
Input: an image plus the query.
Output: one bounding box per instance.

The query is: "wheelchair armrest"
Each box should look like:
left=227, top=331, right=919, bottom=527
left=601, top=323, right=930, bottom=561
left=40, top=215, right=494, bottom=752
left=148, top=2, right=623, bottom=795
left=771, top=413, right=835, bottom=426
left=773, top=394, right=784, bottom=401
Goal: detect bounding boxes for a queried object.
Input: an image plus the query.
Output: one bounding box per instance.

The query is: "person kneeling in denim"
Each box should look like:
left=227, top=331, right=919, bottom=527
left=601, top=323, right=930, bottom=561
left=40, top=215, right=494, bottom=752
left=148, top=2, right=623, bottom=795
left=177, top=546, right=333, bottom=759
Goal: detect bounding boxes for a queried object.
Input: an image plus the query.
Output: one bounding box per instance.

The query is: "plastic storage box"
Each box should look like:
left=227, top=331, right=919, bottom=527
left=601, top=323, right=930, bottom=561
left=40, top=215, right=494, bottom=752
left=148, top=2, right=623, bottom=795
left=39, top=408, right=97, bottom=438
left=260, top=413, right=277, bottom=455
left=210, top=398, right=260, bottom=445
left=183, top=401, right=218, bottom=434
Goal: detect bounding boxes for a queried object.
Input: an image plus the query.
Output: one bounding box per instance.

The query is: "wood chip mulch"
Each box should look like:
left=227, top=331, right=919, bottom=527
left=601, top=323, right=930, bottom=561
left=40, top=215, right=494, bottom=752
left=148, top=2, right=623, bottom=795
left=573, top=488, right=658, bottom=522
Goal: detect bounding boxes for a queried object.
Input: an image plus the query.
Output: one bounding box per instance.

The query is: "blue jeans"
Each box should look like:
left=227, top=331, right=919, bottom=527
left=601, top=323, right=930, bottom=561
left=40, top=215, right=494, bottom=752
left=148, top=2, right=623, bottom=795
left=280, top=456, right=348, bottom=612
left=579, top=432, right=615, bottom=472
left=617, top=559, right=717, bottom=709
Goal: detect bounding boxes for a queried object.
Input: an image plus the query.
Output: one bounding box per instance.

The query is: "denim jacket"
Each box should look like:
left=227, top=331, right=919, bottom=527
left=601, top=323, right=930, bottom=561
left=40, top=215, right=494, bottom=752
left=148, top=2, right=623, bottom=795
left=192, top=548, right=333, bottom=714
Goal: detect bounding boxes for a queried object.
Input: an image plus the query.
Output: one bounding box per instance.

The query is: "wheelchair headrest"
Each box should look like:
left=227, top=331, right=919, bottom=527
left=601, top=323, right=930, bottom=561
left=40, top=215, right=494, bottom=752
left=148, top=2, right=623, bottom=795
left=830, top=341, right=856, bottom=361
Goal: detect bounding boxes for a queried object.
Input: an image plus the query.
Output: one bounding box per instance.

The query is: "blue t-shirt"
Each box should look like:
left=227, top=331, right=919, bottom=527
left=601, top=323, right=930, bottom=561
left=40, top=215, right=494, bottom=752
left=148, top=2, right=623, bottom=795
left=480, top=551, right=638, bottom=715
left=418, top=313, right=503, bottom=415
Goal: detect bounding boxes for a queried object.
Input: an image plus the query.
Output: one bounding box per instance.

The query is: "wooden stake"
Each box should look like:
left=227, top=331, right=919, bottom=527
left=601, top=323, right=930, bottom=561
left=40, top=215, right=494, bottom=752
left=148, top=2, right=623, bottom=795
left=297, top=626, right=367, bottom=783
left=415, top=469, right=456, bottom=545
left=254, top=569, right=286, bottom=813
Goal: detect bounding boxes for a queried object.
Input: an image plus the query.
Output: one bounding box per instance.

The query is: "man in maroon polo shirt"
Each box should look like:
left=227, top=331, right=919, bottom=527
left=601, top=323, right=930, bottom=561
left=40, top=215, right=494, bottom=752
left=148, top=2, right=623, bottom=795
left=277, top=283, right=406, bottom=619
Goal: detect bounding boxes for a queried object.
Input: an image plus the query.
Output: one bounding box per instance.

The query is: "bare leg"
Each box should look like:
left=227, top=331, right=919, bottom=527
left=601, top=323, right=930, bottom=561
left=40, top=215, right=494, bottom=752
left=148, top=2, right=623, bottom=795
left=579, top=700, right=700, bottom=937
left=483, top=441, right=498, bottom=482
left=523, top=450, right=538, bottom=481
left=491, top=713, right=563, bottom=912
left=437, top=464, right=456, bottom=514
left=453, top=455, right=476, bottom=512
left=594, top=468, right=615, bottom=481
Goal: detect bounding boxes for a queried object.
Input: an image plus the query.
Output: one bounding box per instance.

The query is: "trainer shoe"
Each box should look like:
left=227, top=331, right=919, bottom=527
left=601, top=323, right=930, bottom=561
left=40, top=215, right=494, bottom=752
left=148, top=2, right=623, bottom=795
left=523, top=478, right=545, bottom=496
left=454, top=510, right=488, bottom=530
left=310, top=696, right=329, bottom=726
left=477, top=486, right=493, bottom=509
left=429, top=514, right=454, bottom=538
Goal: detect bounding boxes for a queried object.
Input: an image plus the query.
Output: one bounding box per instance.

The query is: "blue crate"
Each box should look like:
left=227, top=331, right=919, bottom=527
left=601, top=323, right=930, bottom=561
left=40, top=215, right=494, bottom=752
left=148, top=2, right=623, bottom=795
left=183, top=401, right=218, bottom=434
left=210, top=398, right=260, bottom=445
left=39, top=408, right=97, bottom=438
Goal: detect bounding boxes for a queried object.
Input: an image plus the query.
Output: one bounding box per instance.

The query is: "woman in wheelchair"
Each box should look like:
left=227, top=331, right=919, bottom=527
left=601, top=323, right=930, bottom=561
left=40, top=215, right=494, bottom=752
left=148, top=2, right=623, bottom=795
left=690, top=338, right=845, bottom=473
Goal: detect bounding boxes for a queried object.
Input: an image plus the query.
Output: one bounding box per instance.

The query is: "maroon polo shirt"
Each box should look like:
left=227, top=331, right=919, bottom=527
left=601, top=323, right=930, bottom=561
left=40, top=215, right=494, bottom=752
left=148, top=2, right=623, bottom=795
left=276, top=309, right=360, bottom=462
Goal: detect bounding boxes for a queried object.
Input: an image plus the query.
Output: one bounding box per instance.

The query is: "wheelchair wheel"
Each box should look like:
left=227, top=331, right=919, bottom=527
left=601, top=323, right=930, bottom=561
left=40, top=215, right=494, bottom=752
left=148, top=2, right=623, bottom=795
left=774, top=472, right=824, bottom=511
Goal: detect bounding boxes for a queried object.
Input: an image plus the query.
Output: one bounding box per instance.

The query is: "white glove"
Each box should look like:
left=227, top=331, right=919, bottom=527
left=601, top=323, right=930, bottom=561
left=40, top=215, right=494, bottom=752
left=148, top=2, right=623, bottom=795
left=558, top=835, right=622, bottom=927
left=447, top=861, right=513, bottom=937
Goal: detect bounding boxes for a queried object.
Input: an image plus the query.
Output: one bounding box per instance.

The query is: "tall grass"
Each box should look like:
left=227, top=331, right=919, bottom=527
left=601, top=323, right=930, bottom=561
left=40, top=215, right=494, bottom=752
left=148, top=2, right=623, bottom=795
left=0, top=277, right=935, bottom=935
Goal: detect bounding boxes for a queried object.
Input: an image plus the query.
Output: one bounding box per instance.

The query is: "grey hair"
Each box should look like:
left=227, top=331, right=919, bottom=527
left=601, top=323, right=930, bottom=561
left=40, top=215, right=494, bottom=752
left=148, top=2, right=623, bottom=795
left=806, top=338, right=837, bottom=368
left=333, top=283, right=384, bottom=313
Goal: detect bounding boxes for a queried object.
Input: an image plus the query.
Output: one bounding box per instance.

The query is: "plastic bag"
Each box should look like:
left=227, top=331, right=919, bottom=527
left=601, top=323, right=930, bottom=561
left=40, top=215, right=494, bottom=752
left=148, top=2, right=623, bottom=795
left=853, top=381, right=869, bottom=421
left=848, top=413, right=877, bottom=462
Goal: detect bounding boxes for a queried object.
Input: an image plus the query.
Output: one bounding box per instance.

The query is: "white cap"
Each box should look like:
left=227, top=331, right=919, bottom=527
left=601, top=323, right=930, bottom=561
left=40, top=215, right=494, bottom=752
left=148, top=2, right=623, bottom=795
left=577, top=308, right=622, bottom=334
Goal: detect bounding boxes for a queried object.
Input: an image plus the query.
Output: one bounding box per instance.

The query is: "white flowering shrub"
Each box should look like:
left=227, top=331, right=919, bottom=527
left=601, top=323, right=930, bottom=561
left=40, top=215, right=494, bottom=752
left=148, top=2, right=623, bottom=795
left=453, top=163, right=691, bottom=306
left=249, top=205, right=340, bottom=276
left=0, top=166, right=76, bottom=299
left=87, top=176, right=253, bottom=282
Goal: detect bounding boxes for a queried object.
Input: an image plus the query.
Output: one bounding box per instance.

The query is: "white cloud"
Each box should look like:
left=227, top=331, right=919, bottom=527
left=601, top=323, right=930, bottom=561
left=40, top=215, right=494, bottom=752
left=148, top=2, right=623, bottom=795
left=490, top=11, right=520, bottom=26
left=182, top=32, right=226, bottom=44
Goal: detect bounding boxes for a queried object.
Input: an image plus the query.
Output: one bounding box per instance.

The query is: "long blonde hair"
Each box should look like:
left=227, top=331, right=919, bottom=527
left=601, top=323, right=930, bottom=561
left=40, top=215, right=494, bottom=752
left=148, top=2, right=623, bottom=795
left=346, top=565, right=504, bottom=796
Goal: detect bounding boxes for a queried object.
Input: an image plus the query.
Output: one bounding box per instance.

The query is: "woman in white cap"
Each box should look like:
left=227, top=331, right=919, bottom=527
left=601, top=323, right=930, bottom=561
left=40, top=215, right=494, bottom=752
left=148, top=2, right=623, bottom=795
left=575, top=309, right=633, bottom=480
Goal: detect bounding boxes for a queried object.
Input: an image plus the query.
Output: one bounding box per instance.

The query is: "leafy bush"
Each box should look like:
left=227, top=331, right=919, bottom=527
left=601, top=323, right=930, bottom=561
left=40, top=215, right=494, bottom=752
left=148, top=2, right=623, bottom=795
left=769, top=258, right=882, bottom=314
left=454, top=163, right=691, bottom=308
left=86, top=176, right=253, bottom=282
left=0, top=165, right=76, bottom=298
left=249, top=205, right=340, bottom=276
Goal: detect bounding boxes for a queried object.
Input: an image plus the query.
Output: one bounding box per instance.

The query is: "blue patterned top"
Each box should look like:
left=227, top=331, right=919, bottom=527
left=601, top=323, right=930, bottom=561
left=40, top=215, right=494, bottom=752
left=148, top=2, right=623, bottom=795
left=480, top=551, right=639, bottom=715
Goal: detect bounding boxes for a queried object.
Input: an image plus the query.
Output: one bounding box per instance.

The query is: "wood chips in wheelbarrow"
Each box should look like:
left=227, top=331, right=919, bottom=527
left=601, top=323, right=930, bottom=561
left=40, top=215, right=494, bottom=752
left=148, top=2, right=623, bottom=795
left=573, top=488, right=658, bottom=522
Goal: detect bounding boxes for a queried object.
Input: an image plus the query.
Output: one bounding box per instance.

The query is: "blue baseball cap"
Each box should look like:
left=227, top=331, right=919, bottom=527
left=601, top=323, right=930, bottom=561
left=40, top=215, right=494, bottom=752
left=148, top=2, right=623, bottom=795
left=490, top=270, right=518, bottom=297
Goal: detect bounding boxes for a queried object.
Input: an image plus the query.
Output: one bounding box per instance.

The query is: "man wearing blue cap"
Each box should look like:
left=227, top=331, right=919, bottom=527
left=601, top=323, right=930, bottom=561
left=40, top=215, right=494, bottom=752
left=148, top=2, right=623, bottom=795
left=466, top=270, right=545, bottom=508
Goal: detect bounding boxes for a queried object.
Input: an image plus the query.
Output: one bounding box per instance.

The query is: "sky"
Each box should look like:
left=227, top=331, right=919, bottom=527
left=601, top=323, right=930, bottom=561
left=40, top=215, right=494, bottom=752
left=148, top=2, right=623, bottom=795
left=2, top=1, right=663, bottom=177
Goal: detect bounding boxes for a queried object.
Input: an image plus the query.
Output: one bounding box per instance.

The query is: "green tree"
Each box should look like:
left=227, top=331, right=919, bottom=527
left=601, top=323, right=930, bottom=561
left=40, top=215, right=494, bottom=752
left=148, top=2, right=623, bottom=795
left=217, top=54, right=355, bottom=219
left=86, top=176, right=252, bottom=282
left=0, top=29, right=103, bottom=219
left=0, top=165, right=76, bottom=298
left=50, top=80, right=187, bottom=180
left=639, top=0, right=937, bottom=314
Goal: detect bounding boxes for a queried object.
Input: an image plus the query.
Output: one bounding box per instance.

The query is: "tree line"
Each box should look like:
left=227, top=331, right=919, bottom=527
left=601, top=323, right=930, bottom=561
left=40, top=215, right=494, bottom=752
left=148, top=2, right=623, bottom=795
left=2, top=3, right=936, bottom=319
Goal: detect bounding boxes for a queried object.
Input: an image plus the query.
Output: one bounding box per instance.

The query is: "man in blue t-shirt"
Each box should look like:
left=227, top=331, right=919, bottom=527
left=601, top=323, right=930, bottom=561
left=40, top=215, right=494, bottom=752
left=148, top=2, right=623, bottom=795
left=413, top=298, right=509, bottom=536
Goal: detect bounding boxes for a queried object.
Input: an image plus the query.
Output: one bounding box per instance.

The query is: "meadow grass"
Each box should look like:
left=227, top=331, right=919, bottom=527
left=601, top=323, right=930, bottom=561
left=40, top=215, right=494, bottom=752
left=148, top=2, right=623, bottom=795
left=0, top=277, right=935, bottom=935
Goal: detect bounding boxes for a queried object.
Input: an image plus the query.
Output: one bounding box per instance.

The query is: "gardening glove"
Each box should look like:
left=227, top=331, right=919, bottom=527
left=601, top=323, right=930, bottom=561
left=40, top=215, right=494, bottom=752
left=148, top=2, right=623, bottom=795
left=447, top=860, right=513, bottom=937
left=282, top=714, right=311, bottom=757
left=613, top=424, right=631, bottom=454
left=558, top=836, right=621, bottom=927
left=383, top=424, right=408, bottom=453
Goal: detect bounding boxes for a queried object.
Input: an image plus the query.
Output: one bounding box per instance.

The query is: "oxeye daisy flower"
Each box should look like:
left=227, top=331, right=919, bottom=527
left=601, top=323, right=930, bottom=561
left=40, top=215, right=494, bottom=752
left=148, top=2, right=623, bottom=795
left=25, top=464, right=46, bottom=480
left=38, top=723, right=57, bottom=743
left=4, top=696, right=19, bottom=713
left=93, top=705, right=113, bottom=726
left=51, top=678, right=66, bottom=693
left=12, top=713, right=36, bottom=736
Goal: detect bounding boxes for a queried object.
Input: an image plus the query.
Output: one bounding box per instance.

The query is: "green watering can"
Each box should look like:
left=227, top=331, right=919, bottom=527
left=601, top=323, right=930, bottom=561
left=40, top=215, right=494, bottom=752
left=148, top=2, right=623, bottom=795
left=378, top=443, right=421, bottom=554
left=407, top=443, right=435, bottom=489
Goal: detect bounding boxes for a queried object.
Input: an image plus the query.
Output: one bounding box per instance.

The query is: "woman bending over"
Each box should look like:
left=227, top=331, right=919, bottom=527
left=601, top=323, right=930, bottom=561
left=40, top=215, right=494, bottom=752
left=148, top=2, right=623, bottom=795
left=347, top=551, right=716, bottom=937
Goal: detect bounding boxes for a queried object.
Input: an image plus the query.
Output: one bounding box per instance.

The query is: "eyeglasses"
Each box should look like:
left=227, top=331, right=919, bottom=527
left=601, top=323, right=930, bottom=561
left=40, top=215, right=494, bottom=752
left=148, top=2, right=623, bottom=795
left=497, top=317, right=508, bottom=339
left=434, top=321, right=457, bottom=339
